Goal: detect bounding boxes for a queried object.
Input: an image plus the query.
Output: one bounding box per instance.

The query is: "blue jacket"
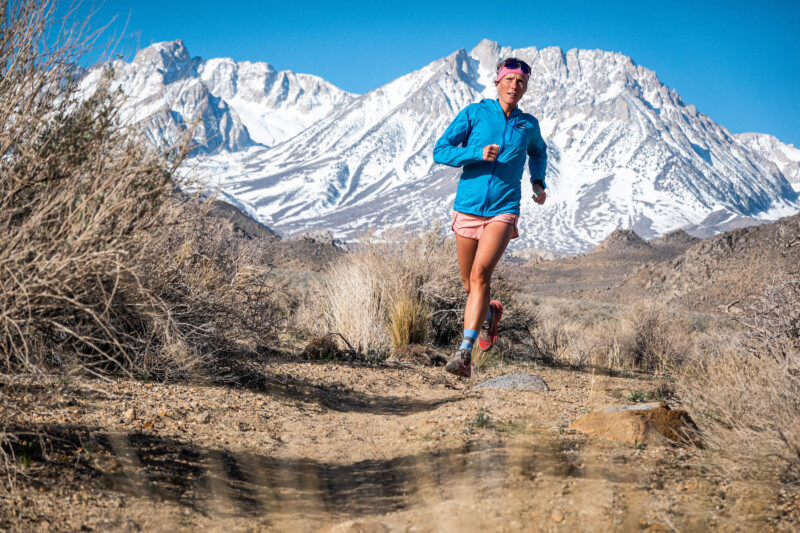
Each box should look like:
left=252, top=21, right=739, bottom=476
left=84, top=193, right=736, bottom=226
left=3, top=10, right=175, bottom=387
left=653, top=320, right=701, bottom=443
left=433, top=99, right=547, bottom=216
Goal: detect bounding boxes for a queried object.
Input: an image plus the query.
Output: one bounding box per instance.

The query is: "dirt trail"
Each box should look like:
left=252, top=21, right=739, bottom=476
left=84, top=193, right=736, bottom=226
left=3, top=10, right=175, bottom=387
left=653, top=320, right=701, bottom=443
left=2, top=359, right=789, bottom=532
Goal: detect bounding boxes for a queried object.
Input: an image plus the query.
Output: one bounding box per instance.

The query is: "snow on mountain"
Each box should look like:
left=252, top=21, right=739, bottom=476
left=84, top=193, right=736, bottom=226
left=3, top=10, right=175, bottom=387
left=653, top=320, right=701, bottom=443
left=734, top=132, right=800, bottom=189
left=79, top=40, right=354, bottom=153
left=189, top=39, right=797, bottom=253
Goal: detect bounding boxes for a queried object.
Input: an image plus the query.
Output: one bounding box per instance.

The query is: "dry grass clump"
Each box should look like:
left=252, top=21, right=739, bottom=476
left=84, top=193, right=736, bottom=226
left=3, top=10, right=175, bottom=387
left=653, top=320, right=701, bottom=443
left=299, top=227, right=464, bottom=355
left=388, top=294, right=429, bottom=348
left=680, top=277, right=800, bottom=485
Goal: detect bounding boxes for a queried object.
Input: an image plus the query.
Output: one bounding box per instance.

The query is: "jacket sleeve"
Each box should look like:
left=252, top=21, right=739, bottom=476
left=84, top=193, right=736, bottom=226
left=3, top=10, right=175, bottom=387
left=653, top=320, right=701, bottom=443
left=433, top=106, right=484, bottom=167
left=527, top=120, right=548, bottom=188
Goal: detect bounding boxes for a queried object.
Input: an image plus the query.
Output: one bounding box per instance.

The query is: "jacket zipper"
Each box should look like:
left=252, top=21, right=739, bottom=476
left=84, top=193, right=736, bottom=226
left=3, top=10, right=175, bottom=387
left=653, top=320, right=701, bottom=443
left=481, top=117, right=509, bottom=216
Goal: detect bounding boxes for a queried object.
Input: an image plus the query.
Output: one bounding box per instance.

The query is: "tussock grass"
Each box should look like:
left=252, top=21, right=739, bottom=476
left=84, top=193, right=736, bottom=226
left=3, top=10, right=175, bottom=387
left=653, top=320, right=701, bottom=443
left=389, top=293, right=429, bottom=348
left=298, top=227, right=464, bottom=355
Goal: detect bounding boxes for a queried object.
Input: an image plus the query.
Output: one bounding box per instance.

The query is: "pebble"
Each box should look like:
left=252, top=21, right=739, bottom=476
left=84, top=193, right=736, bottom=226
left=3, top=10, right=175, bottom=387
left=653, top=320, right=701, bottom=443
left=551, top=512, right=564, bottom=523
left=123, top=408, right=136, bottom=422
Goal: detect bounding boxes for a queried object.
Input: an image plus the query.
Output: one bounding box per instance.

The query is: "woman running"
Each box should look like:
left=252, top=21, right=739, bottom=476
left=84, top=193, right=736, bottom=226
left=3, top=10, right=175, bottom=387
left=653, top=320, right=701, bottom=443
left=433, top=57, right=548, bottom=378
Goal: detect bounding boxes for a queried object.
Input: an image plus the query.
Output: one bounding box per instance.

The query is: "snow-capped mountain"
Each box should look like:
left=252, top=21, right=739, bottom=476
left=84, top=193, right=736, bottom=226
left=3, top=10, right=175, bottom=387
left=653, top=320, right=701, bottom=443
left=734, top=132, right=800, bottom=189
left=188, top=39, right=797, bottom=253
left=80, top=40, right=353, bottom=153
left=87, top=39, right=799, bottom=253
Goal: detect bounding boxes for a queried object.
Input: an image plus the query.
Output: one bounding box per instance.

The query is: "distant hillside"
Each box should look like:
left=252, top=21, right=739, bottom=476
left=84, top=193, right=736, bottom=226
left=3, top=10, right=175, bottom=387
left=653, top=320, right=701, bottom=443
left=510, top=227, right=694, bottom=298
left=613, top=212, right=800, bottom=310
left=207, top=200, right=343, bottom=272
left=591, top=229, right=652, bottom=257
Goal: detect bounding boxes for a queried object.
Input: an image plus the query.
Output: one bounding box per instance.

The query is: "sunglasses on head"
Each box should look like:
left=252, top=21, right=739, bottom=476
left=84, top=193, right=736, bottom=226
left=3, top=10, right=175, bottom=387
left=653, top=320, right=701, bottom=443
left=496, top=58, right=531, bottom=74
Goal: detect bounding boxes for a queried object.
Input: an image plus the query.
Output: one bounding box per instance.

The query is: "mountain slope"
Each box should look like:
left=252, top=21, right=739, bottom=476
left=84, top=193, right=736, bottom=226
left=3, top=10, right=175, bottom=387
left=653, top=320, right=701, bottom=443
left=735, top=132, right=800, bottom=188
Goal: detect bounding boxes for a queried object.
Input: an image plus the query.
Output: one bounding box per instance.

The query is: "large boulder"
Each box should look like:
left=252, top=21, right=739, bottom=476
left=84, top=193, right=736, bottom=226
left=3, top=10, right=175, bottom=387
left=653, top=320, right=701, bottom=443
left=569, top=402, right=698, bottom=446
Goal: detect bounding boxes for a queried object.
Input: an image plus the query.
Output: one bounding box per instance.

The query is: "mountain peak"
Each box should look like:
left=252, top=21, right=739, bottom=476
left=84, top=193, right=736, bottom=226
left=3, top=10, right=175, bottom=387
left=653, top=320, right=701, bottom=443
left=471, top=38, right=499, bottom=59
left=133, top=40, right=194, bottom=81
left=592, top=229, right=651, bottom=254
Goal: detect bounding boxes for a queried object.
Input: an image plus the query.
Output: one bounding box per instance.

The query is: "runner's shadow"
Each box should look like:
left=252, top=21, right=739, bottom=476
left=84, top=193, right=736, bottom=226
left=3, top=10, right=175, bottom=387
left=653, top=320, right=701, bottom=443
left=206, top=349, right=460, bottom=415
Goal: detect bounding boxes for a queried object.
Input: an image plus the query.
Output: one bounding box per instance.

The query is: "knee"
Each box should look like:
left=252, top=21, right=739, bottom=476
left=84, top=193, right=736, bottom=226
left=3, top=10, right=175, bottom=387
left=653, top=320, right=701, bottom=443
left=469, top=264, right=491, bottom=287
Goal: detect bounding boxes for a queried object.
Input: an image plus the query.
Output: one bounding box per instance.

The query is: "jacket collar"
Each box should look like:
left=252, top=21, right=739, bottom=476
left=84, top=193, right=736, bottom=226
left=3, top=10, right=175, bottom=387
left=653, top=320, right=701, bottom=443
left=489, top=98, right=521, bottom=120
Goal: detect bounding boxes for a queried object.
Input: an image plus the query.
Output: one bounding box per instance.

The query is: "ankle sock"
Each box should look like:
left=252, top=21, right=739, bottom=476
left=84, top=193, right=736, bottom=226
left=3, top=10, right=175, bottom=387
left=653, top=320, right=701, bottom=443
left=484, top=305, right=493, bottom=325
left=459, top=329, right=479, bottom=351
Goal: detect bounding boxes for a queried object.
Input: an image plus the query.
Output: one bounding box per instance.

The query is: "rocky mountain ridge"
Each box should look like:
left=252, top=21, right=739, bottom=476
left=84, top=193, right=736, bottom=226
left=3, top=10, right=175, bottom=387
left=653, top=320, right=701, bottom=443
left=79, top=40, right=354, bottom=153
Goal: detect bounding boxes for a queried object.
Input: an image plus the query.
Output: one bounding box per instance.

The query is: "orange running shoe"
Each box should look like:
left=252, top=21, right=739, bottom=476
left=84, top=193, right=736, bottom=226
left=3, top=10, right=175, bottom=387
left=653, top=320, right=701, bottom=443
left=478, top=300, right=503, bottom=351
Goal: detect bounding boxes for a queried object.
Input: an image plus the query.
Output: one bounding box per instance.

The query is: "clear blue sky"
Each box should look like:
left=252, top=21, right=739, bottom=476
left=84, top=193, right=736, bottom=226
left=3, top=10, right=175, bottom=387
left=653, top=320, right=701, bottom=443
left=62, top=0, right=800, bottom=147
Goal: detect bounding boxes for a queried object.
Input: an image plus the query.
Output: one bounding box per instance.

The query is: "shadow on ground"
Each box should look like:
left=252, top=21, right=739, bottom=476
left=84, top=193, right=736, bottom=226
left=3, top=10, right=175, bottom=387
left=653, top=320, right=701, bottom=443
left=5, top=422, right=648, bottom=528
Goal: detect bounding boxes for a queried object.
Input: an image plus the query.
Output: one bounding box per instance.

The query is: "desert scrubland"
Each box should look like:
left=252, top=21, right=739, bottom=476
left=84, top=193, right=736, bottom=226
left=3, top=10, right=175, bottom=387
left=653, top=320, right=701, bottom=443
left=2, top=2, right=799, bottom=531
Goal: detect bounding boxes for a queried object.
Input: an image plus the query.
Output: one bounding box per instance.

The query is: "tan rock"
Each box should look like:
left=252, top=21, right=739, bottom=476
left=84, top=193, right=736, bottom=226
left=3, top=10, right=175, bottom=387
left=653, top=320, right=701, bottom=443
left=569, top=402, right=699, bottom=446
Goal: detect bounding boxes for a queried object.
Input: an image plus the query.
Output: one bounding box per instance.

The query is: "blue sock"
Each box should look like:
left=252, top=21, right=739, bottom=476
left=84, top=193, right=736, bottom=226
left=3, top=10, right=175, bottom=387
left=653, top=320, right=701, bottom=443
left=485, top=305, right=493, bottom=324
left=459, top=329, right=479, bottom=351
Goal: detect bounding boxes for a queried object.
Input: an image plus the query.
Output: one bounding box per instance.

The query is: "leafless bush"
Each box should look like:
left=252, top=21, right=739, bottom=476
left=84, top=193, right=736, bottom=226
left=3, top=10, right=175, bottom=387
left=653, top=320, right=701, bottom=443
left=622, top=301, right=690, bottom=371
left=128, top=198, right=287, bottom=378
left=1, top=2, right=185, bottom=374
left=680, top=277, right=800, bottom=485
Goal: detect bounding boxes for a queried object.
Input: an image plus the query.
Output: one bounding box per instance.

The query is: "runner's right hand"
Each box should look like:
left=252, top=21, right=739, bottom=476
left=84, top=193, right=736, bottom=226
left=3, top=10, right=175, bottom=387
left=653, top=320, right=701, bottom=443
left=482, top=144, right=500, bottom=162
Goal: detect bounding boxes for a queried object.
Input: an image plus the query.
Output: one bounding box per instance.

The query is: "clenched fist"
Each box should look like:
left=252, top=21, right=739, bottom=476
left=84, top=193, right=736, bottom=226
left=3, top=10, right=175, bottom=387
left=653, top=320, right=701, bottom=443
left=532, top=182, right=546, bottom=205
left=482, top=144, right=500, bottom=162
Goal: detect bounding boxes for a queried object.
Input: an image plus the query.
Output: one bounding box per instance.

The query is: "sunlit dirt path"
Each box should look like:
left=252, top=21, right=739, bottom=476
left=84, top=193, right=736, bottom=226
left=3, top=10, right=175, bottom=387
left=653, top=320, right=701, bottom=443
left=3, top=359, right=787, bottom=532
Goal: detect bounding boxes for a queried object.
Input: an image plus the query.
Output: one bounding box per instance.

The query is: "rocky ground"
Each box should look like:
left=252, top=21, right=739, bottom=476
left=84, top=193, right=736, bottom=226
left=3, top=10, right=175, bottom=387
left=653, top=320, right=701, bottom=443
left=3, top=355, right=798, bottom=532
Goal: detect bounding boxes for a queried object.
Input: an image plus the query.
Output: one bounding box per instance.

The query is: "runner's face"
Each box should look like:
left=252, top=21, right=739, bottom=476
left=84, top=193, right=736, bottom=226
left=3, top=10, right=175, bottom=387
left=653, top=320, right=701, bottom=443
left=496, top=73, right=527, bottom=109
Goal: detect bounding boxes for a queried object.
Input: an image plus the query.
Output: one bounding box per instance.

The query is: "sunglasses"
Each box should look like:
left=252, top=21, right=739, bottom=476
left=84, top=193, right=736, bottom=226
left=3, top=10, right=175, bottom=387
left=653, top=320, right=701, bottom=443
left=496, top=58, right=531, bottom=74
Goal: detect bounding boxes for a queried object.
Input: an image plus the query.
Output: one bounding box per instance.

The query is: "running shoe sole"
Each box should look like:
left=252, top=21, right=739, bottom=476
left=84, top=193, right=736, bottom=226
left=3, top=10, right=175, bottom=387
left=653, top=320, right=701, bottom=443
left=445, top=358, right=471, bottom=378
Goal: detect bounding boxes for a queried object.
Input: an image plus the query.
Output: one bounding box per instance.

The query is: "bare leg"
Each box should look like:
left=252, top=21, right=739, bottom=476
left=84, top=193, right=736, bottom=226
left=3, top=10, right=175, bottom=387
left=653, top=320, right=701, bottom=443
left=455, top=234, right=479, bottom=295
left=463, top=222, right=514, bottom=332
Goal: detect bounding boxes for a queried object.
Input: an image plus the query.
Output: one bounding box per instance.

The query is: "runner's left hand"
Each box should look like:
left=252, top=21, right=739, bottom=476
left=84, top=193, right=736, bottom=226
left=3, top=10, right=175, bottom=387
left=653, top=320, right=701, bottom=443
left=532, top=183, right=546, bottom=205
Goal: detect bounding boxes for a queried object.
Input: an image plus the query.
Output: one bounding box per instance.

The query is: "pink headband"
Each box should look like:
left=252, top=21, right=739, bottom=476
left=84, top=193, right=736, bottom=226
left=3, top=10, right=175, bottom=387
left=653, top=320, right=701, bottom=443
left=495, top=66, right=529, bottom=83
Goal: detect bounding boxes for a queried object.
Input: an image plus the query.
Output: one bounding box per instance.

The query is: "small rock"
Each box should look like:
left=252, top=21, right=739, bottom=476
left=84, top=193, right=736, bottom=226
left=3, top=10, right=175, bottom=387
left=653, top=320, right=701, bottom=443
left=551, top=512, right=564, bottom=523
left=123, top=408, right=136, bottom=422
left=195, top=412, right=211, bottom=424
left=475, top=373, right=549, bottom=391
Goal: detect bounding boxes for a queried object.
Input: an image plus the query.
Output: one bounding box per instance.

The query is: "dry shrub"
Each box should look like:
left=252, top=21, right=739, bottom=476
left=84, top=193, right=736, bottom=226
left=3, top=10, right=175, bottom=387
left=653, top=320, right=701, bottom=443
left=0, top=0, right=285, bottom=380
left=129, top=199, right=286, bottom=377
left=301, top=335, right=341, bottom=360
left=622, top=301, right=690, bottom=371
left=680, top=278, right=800, bottom=485
left=509, top=298, right=694, bottom=371
left=304, top=227, right=463, bottom=355
left=0, top=6, right=183, bottom=373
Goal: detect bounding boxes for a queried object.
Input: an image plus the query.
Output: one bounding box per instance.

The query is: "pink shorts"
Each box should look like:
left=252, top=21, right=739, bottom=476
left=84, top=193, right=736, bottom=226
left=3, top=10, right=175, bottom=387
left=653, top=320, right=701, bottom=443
left=451, top=211, right=519, bottom=240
